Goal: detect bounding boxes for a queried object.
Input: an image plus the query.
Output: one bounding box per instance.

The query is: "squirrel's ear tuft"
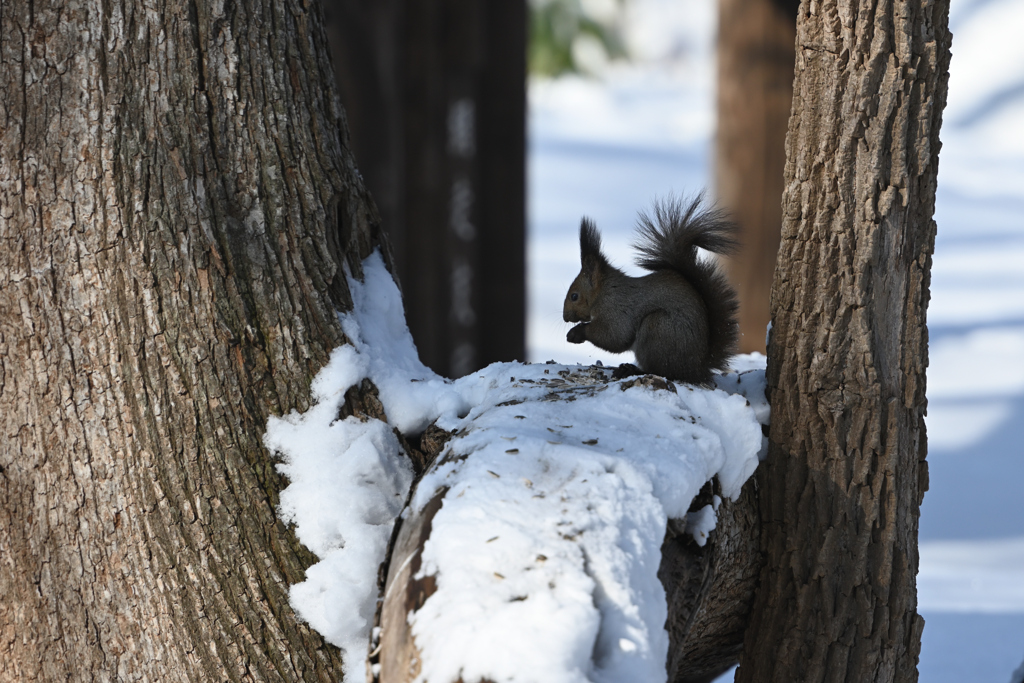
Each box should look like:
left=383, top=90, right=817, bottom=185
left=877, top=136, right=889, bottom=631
left=579, top=217, right=608, bottom=269
left=579, top=217, right=612, bottom=281
left=580, top=218, right=601, bottom=261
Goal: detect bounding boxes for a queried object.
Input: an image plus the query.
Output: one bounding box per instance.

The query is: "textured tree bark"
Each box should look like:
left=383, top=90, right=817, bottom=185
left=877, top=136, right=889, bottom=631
left=715, top=0, right=796, bottom=355
left=0, top=0, right=385, bottom=679
left=736, top=0, right=950, bottom=679
left=660, top=482, right=761, bottom=683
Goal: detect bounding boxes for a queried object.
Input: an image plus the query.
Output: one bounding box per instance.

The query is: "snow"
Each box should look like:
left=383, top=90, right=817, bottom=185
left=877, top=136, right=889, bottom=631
left=264, top=354, right=414, bottom=682
left=266, top=252, right=766, bottom=683
left=714, top=356, right=769, bottom=453
left=336, top=253, right=470, bottom=435
left=684, top=495, right=721, bottom=547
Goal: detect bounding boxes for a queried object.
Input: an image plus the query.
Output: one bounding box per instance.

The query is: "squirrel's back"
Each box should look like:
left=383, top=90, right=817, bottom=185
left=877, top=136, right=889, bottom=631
left=632, top=195, right=740, bottom=374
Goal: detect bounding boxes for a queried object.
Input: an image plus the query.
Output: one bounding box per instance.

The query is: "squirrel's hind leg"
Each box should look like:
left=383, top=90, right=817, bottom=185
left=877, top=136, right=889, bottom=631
left=633, top=310, right=710, bottom=385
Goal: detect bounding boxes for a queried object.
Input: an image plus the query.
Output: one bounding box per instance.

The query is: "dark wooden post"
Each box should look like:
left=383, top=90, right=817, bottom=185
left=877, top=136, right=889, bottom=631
left=323, top=0, right=527, bottom=377
left=715, top=0, right=797, bottom=354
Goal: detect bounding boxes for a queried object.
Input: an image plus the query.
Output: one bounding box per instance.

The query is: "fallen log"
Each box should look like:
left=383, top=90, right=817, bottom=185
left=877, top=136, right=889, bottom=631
left=375, top=368, right=766, bottom=683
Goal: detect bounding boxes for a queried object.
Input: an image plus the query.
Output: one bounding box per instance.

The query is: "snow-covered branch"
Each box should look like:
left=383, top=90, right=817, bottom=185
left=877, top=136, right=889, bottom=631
left=265, top=253, right=768, bottom=683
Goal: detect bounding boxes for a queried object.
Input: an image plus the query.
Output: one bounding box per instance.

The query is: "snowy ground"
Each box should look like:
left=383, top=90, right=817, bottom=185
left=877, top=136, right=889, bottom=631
left=526, top=0, right=1024, bottom=680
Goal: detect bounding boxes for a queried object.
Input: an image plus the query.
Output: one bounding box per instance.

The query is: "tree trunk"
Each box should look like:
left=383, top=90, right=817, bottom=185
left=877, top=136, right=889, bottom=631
left=0, top=1, right=383, bottom=679
left=737, top=0, right=950, bottom=678
left=715, top=0, right=796, bottom=355
left=322, top=0, right=527, bottom=378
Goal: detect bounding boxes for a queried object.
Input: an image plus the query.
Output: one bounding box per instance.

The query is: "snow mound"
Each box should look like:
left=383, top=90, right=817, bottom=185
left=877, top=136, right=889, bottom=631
left=265, top=251, right=766, bottom=683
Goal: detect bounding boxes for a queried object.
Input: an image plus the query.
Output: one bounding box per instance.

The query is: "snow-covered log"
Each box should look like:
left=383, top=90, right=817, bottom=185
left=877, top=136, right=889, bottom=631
left=265, top=253, right=769, bottom=683
left=376, top=368, right=766, bottom=683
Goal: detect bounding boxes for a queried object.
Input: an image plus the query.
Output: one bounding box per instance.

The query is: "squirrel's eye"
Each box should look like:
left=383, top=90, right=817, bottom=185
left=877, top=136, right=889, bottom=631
left=570, top=293, right=579, bottom=302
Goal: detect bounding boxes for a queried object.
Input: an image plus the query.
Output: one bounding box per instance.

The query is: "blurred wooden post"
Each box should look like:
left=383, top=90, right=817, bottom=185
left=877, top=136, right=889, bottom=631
left=323, top=0, right=527, bottom=377
left=715, top=0, right=797, bottom=354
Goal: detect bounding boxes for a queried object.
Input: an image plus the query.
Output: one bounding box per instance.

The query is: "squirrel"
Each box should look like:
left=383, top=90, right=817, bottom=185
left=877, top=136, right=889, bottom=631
left=562, top=194, right=740, bottom=386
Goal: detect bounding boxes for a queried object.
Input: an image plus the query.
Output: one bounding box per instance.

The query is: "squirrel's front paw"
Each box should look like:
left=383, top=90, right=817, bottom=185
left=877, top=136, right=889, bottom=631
left=566, top=323, right=588, bottom=344
left=611, top=363, right=642, bottom=380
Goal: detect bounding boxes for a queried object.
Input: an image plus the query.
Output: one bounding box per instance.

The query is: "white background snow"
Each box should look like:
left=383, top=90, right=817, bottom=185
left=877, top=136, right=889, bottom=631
left=527, top=0, right=1024, bottom=680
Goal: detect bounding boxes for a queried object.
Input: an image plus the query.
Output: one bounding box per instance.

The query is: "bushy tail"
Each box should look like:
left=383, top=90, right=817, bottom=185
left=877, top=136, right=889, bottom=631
left=633, top=193, right=740, bottom=372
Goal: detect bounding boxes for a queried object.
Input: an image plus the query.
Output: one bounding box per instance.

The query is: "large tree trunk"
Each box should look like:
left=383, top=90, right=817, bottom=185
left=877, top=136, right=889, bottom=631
left=737, top=0, right=950, bottom=678
left=0, top=1, right=383, bottom=679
